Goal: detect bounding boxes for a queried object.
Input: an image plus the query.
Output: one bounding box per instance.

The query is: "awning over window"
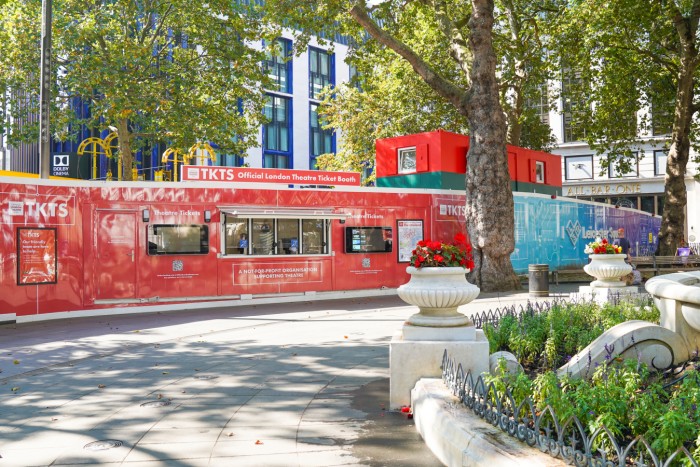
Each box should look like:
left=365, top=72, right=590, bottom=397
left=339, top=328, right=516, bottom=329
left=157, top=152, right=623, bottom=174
left=220, top=207, right=348, bottom=220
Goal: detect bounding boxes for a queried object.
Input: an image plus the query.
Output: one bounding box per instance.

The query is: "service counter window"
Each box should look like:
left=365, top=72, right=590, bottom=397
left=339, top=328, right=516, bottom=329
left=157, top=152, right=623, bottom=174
left=252, top=218, right=275, bottom=255
left=148, top=224, right=209, bottom=255
left=302, top=219, right=325, bottom=254
left=225, top=220, right=249, bottom=255
left=345, top=227, right=393, bottom=253
left=277, top=218, right=300, bottom=254
left=222, top=214, right=330, bottom=256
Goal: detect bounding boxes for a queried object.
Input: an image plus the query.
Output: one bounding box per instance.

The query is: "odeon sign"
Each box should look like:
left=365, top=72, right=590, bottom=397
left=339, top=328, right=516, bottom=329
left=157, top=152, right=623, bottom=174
left=565, top=183, right=642, bottom=197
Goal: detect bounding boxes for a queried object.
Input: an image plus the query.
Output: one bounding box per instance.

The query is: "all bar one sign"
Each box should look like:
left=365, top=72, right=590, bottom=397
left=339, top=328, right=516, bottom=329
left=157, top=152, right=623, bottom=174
left=181, top=166, right=361, bottom=187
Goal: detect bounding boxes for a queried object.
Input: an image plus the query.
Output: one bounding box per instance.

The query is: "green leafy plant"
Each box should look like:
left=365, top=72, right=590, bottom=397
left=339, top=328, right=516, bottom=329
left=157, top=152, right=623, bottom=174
left=483, top=299, right=700, bottom=460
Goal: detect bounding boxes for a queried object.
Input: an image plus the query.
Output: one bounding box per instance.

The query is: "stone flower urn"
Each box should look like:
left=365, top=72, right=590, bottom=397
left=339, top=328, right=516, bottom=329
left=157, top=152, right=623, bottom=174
left=397, top=266, right=480, bottom=327
left=583, top=254, right=632, bottom=288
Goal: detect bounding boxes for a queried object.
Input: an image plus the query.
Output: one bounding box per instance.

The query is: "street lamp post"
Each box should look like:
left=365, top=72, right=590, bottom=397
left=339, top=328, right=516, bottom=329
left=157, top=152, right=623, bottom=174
left=39, top=0, right=52, bottom=179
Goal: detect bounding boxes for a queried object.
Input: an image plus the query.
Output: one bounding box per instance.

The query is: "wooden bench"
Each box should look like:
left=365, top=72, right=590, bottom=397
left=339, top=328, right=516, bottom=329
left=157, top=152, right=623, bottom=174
left=551, top=268, right=587, bottom=285
left=631, top=255, right=700, bottom=276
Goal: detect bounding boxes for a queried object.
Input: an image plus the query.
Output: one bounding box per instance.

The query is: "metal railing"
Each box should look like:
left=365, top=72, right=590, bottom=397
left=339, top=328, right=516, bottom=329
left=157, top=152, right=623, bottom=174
left=470, top=293, right=654, bottom=331
left=441, top=351, right=698, bottom=466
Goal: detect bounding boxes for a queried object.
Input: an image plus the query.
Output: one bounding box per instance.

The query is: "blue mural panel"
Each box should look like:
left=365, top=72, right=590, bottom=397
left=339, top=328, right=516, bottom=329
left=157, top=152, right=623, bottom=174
left=511, top=193, right=660, bottom=274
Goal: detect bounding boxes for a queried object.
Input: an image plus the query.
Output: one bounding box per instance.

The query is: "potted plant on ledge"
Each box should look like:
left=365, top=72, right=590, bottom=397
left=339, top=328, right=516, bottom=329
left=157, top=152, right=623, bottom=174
left=583, top=238, right=632, bottom=288
left=397, top=233, right=480, bottom=327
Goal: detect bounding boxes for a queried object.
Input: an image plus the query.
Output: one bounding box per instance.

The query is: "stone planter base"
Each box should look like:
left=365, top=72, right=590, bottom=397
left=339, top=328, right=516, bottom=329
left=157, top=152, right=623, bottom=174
left=389, top=330, right=489, bottom=409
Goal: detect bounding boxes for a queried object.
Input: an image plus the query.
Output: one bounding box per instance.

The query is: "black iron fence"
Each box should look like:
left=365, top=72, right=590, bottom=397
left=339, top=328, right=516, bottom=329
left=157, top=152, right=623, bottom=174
left=470, top=293, right=654, bottom=330
left=440, top=294, right=700, bottom=465
left=441, top=351, right=698, bottom=466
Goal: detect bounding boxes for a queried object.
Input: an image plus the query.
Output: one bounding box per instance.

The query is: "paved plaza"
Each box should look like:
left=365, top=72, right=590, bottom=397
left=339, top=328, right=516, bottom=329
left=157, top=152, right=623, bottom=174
left=0, top=285, right=579, bottom=466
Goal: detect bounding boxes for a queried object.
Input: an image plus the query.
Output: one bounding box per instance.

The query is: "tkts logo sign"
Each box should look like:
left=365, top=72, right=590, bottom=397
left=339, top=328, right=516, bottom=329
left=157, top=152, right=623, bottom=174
left=2, top=194, right=75, bottom=225
left=435, top=198, right=467, bottom=221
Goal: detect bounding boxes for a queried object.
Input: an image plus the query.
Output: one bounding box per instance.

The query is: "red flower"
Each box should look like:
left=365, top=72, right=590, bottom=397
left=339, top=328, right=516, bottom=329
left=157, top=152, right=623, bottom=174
left=409, top=234, right=474, bottom=269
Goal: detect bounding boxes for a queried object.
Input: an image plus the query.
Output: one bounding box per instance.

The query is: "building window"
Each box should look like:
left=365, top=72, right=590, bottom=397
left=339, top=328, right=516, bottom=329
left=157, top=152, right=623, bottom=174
left=264, top=38, right=292, bottom=94
left=654, top=150, right=668, bottom=176
left=608, top=153, right=638, bottom=178
left=535, top=161, right=545, bottom=183
left=525, top=83, right=550, bottom=125
left=309, top=47, right=334, bottom=100
left=651, top=98, right=673, bottom=136
left=564, top=155, right=593, bottom=180
left=562, top=70, right=587, bottom=143
left=263, top=94, right=291, bottom=168
left=398, top=147, right=417, bottom=174
left=310, top=103, right=334, bottom=169
left=348, top=64, right=362, bottom=91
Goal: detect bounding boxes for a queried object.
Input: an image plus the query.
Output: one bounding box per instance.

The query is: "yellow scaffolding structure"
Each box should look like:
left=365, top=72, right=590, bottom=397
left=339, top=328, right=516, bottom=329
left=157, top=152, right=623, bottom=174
left=188, top=142, right=217, bottom=165
left=102, top=132, right=123, bottom=180
left=161, top=142, right=218, bottom=182
left=161, top=148, right=186, bottom=182
left=76, top=137, right=112, bottom=180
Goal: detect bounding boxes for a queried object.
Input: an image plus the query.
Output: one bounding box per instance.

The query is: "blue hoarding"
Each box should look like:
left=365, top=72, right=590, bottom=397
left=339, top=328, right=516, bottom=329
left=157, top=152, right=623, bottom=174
left=510, top=193, right=660, bottom=274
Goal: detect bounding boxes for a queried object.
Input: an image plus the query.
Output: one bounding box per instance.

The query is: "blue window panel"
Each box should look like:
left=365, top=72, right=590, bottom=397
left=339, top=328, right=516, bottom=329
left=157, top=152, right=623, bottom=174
left=309, top=103, right=334, bottom=169
left=263, top=38, right=292, bottom=94
left=309, top=47, right=334, bottom=100
left=262, top=94, right=292, bottom=169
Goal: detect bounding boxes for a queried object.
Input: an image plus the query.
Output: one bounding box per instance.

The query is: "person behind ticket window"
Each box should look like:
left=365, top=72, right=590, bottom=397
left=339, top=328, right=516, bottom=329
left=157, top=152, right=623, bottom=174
left=238, top=233, right=248, bottom=254
left=613, top=227, right=631, bottom=263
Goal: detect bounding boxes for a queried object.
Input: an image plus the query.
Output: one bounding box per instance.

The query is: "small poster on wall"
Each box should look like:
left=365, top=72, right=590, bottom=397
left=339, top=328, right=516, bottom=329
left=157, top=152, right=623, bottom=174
left=17, top=228, right=57, bottom=285
left=397, top=220, right=424, bottom=262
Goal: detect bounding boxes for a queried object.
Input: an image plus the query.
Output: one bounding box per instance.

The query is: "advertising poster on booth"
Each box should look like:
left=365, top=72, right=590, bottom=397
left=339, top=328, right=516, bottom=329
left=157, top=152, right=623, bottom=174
left=17, top=227, right=57, bottom=285
left=397, top=220, right=424, bottom=262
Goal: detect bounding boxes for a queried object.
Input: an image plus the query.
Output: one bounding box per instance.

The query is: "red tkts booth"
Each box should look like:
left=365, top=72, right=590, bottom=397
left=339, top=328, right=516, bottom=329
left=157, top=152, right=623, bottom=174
left=0, top=131, right=562, bottom=322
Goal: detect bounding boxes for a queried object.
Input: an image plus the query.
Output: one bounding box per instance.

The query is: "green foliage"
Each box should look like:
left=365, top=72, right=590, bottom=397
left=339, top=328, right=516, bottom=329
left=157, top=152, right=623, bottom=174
left=484, top=301, right=660, bottom=372
left=484, top=300, right=700, bottom=458
left=262, top=0, right=560, bottom=181
left=0, top=0, right=274, bottom=179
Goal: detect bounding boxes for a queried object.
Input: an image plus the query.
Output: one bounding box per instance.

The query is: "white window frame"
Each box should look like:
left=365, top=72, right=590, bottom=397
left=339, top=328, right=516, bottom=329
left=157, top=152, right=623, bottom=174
left=398, top=147, right=417, bottom=174
left=564, top=155, right=594, bottom=180
left=608, top=152, right=638, bottom=179
left=654, top=150, right=668, bottom=176
left=535, top=161, right=545, bottom=183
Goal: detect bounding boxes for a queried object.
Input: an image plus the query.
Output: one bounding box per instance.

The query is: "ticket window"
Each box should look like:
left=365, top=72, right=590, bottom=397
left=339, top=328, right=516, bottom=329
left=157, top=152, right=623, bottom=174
left=225, top=218, right=249, bottom=255
left=277, top=219, right=300, bottom=254
left=302, top=219, right=326, bottom=254
left=222, top=214, right=332, bottom=256
left=252, top=218, right=275, bottom=255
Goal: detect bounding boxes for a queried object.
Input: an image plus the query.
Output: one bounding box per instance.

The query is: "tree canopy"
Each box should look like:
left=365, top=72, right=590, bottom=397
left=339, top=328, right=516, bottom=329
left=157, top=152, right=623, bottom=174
left=261, top=0, right=556, bottom=291
left=0, top=0, right=275, bottom=180
left=310, top=0, right=560, bottom=179
left=556, top=0, right=700, bottom=254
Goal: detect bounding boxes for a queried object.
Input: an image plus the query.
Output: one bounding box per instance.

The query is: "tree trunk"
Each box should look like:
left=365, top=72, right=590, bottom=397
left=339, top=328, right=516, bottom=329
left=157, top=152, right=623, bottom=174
left=465, top=0, right=521, bottom=291
left=116, top=118, right=134, bottom=181
left=348, top=0, right=521, bottom=291
left=656, top=3, right=698, bottom=256
left=656, top=62, right=693, bottom=255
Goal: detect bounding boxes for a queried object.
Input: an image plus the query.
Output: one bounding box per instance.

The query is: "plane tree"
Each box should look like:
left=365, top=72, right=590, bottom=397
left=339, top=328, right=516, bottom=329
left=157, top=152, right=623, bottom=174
left=555, top=0, right=700, bottom=255
left=261, top=0, right=563, bottom=291
left=0, top=0, right=274, bottom=180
